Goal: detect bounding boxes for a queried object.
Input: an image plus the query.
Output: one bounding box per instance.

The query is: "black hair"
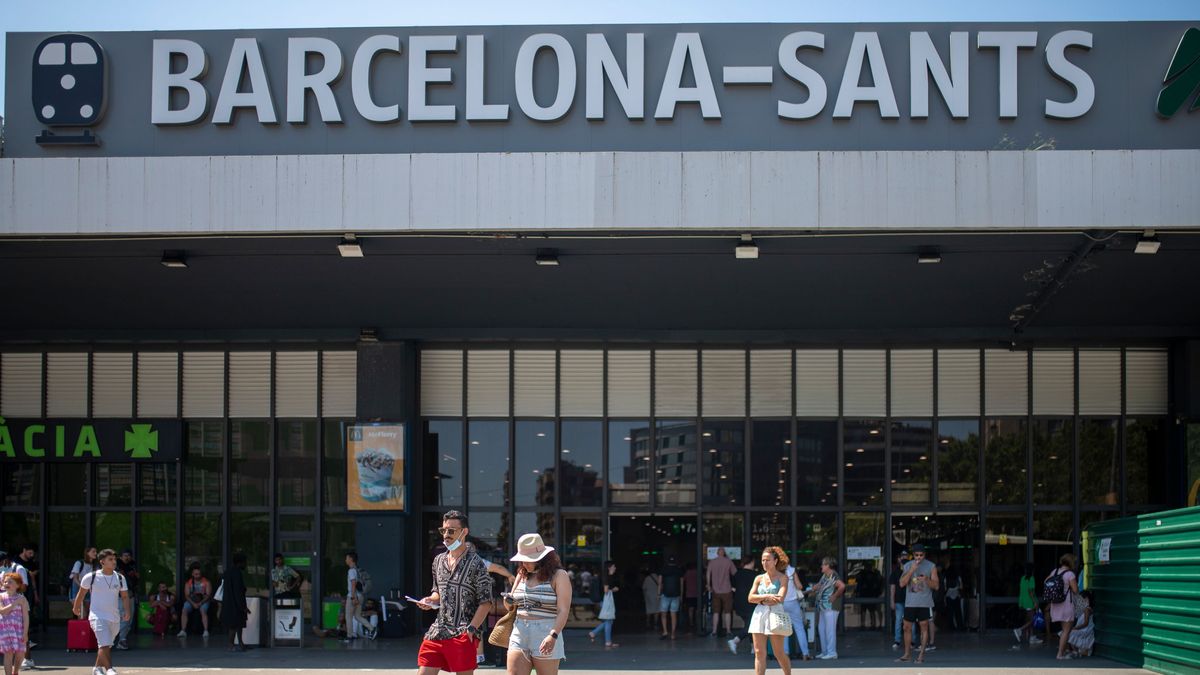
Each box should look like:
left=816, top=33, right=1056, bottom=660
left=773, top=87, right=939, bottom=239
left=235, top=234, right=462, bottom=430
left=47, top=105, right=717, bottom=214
left=443, top=510, right=469, bottom=528
left=346, top=551, right=358, bottom=563
left=1023, top=562, right=1035, bottom=577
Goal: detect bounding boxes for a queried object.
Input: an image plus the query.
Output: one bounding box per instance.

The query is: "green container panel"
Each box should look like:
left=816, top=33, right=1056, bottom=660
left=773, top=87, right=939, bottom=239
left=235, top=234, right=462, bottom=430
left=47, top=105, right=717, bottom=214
left=1085, top=506, right=1200, bottom=675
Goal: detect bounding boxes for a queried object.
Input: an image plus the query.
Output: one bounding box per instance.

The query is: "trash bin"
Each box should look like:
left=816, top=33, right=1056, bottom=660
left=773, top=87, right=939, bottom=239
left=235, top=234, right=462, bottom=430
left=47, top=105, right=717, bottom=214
left=244, top=597, right=265, bottom=646
left=272, top=597, right=302, bottom=647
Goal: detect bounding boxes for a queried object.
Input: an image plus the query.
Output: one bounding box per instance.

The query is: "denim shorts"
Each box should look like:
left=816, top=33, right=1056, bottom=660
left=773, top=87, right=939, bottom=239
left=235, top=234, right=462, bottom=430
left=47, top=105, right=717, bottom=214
left=660, top=595, right=682, bottom=613
left=509, top=617, right=565, bottom=661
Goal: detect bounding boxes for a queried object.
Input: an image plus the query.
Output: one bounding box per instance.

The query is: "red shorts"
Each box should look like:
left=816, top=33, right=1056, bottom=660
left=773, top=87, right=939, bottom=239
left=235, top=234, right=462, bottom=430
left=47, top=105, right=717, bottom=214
left=417, top=634, right=479, bottom=672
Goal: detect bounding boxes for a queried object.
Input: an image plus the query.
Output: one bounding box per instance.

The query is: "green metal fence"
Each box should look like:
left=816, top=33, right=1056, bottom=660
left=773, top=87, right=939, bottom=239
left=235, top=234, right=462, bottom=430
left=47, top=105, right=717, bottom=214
left=1083, top=506, right=1200, bottom=675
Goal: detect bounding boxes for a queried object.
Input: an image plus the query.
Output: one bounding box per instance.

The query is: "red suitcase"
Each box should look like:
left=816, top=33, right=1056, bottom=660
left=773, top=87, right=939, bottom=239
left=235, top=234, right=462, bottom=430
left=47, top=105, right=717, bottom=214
left=67, top=619, right=98, bottom=652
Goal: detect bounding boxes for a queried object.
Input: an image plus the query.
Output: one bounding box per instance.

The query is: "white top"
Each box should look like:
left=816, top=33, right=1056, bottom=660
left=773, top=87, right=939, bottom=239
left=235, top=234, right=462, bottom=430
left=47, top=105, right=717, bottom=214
left=347, top=567, right=359, bottom=596
left=71, top=560, right=95, bottom=581
left=0, top=562, right=29, bottom=587
left=783, top=566, right=800, bottom=602
left=80, top=570, right=128, bottom=622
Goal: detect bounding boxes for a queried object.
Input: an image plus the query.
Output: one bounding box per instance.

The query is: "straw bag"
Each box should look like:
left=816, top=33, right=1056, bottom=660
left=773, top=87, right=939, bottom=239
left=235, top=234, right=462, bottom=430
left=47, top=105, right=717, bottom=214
left=765, top=606, right=793, bottom=636
left=488, top=605, right=517, bottom=647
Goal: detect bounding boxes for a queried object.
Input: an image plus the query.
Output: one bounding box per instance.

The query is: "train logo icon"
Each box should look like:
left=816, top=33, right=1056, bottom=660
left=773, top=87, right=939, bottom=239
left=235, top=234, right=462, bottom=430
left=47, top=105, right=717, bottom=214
left=32, top=34, right=107, bottom=145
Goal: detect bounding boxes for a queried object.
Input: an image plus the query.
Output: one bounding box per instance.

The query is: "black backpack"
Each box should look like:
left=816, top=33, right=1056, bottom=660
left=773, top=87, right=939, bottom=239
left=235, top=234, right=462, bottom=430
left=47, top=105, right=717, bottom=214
left=1042, top=569, right=1068, bottom=603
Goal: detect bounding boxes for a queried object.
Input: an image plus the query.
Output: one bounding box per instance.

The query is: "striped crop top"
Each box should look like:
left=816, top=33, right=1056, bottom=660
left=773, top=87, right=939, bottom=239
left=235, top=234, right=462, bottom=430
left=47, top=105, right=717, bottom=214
left=511, top=575, right=559, bottom=620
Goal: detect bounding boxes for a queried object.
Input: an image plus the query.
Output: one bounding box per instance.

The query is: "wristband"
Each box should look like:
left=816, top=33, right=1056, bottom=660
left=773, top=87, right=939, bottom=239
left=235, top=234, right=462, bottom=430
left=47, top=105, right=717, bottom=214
left=549, top=630, right=559, bottom=639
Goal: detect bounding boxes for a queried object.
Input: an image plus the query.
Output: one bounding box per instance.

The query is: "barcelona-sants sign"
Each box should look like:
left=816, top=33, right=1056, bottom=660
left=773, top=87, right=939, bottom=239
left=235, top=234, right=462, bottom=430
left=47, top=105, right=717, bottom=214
left=0, top=417, right=182, bottom=462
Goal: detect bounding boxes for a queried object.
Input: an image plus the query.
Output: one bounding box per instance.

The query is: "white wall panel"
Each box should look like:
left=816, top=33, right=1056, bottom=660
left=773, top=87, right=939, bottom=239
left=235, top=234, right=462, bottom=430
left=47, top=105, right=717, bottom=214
left=13, top=158, right=78, bottom=234
left=749, top=152, right=818, bottom=228
left=819, top=151, right=888, bottom=229
left=0, top=159, right=13, bottom=233
left=183, top=352, right=225, bottom=418
left=275, top=351, right=319, bottom=418
left=843, top=350, right=886, bottom=416
left=411, top=154, right=479, bottom=229
left=795, top=350, right=839, bottom=416
left=937, top=349, right=980, bottom=416
left=1032, top=350, right=1074, bottom=415
left=343, top=154, right=411, bottom=230
left=46, top=353, right=88, bottom=417
left=92, top=353, right=133, bottom=417
left=613, top=152, right=681, bottom=228
left=321, top=351, right=357, bottom=417
left=702, top=350, right=746, bottom=417
left=137, top=352, right=179, bottom=417
left=985, top=350, right=1028, bottom=416
left=277, top=155, right=343, bottom=233
left=1029, top=151, right=1093, bottom=228
left=655, top=349, right=698, bottom=417
left=420, top=350, right=463, bottom=417
left=514, top=350, right=556, bottom=416
left=559, top=350, right=604, bottom=417
left=478, top=153, right=547, bottom=229
left=209, top=156, right=277, bottom=232
left=228, top=351, right=271, bottom=417
left=1159, top=150, right=1200, bottom=225
left=146, top=157, right=210, bottom=233
left=545, top=152, right=614, bottom=229
left=106, top=157, right=148, bottom=232
left=0, top=353, right=42, bottom=417
left=607, top=351, right=650, bottom=417
left=1126, top=349, right=1168, bottom=415
left=682, top=152, right=749, bottom=228
left=750, top=350, right=792, bottom=416
left=890, top=349, right=933, bottom=417
left=886, top=152, right=955, bottom=228
left=1078, top=349, right=1121, bottom=415
left=467, top=350, right=510, bottom=417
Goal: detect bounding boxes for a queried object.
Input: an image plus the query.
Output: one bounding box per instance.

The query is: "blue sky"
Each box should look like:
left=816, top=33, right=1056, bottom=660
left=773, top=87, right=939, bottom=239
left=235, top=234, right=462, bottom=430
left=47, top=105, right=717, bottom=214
left=2, top=0, right=1198, bottom=116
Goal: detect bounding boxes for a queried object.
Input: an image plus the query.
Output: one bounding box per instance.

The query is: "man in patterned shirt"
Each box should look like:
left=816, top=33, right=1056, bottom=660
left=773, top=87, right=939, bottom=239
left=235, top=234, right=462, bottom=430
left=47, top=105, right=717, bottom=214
left=416, top=510, right=493, bottom=674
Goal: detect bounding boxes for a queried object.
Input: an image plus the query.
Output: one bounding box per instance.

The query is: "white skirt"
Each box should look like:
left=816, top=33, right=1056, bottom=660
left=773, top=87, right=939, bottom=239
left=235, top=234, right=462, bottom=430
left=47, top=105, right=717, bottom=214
left=748, top=604, right=774, bottom=634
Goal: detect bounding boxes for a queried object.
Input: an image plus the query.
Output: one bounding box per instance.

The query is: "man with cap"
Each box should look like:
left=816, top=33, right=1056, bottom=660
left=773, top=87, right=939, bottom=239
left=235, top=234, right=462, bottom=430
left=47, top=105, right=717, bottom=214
left=415, top=510, right=493, bottom=675
left=896, top=544, right=939, bottom=664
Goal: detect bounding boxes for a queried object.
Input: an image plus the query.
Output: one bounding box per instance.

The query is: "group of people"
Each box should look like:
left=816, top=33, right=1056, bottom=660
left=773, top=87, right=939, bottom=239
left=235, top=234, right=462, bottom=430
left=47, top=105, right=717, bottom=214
left=1013, top=554, right=1095, bottom=660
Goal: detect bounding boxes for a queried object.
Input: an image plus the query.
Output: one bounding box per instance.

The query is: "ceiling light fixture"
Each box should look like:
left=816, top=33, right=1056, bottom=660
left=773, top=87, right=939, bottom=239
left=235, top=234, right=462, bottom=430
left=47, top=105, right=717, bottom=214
left=735, top=233, right=759, bottom=259
left=535, top=248, right=560, bottom=266
left=338, top=233, right=364, bottom=258
left=917, top=252, right=942, bottom=264
left=1135, top=230, right=1161, bottom=255
left=160, top=251, right=188, bottom=268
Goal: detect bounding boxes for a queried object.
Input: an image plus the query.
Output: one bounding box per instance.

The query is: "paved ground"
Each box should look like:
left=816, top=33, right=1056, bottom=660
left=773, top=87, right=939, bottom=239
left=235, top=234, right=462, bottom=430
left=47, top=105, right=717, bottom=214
left=26, top=629, right=1150, bottom=674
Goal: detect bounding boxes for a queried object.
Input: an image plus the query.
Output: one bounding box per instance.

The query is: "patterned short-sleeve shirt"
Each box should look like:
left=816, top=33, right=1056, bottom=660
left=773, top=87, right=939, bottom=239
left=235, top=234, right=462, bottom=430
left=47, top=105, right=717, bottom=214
left=425, top=549, right=493, bottom=641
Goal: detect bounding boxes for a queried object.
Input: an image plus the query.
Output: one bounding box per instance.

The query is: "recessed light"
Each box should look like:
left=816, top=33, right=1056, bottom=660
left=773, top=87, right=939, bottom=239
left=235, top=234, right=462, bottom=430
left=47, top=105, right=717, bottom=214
left=337, top=234, right=364, bottom=258
left=735, top=233, right=759, bottom=259
left=1135, top=230, right=1161, bottom=254
left=535, top=248, right=560, bottom=266
left=160, top=251, right=188, bottom=268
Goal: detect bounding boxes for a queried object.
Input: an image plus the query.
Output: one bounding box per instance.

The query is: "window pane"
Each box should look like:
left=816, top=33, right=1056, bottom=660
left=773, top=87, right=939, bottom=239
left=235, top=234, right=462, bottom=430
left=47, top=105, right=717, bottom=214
left=751, top=421, right=791, bottom=507
left=186, top=421, right=224, bottom=507
left=322, top=514, right=355, bottom=605
left=702, top=514, right=744, bottom=561
left=890, top=420, right=932, bottom=506
left=1032, top=511, right=1073, bottom=579
left=843, top=420, right=885, bottom=507
left=1079, top=419, right=1119, bottom=506
left=514, top=512, right=556, bottom=547
left=138, top=464, right=177, bottom=507
left=656, top=420, right=697, bottom=507
left=48, top=511, right=86, bottom=598
left=468, top=511, right=511, bottom=560
left=794, top=513, right=837, bottom=584
left=139, top=512, right=177, bottom=597
left=231, top=512, right=270, bottom=596
left=1, top=512, right=40, bottom=588
left=183, top=513, right=222, bottom=583
left=561, top=515, right=604, bottom=607
left=608, top=420, right=650, bottom=506
left=49, top=464, right=87, bottom=506
left=2, top=464, right=40, bottom=506
left=701, top=420, right=745, bottom=507
left=984, top=513, right=1025, bottom=628
left=277, top=420, right=318, bottom=507
left=468, top=421, right=510, bottom=508
left=937, top=420, right=979, bottom=506
left=844, top=512, right=886, bottom=630
left=515, top=421, right=555, bottom=507
left=323, top=420, right=348, bottom=508
left=423, top=420, right=463, bottom=507
left=796, top=421, right=838, bottom=506
left=93, top=512, right=132, bottom=555
left=1080, top=510, right=1118, bottom=533
left=750, top=512, right=790, bottom=557
left=231, top=420, right=271, bottom=507
left=1126, top=417, right=1170, bottom=507
left=560, top=421, right=603, bottom=507
left=1032, top=419, right=1072, bottom=506
left=985, top=419, right=1027, bottom=506
left=94, top=464, right=133, bottom=507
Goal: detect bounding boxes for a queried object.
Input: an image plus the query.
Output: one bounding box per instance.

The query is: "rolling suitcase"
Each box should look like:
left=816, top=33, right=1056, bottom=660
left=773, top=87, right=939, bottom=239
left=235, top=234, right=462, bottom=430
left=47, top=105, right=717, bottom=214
left=67, top=618, right=98, bottom=652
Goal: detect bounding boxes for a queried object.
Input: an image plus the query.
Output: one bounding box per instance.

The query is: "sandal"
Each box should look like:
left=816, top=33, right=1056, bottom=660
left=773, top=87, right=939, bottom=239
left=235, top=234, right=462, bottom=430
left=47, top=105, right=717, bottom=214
left=589, top=633, right=596, bottom=644
left=915, top=647, right=926, bottom=664
left=605, top=642, right=619, bottom=649
left=895, top=656, right=911, bottom=663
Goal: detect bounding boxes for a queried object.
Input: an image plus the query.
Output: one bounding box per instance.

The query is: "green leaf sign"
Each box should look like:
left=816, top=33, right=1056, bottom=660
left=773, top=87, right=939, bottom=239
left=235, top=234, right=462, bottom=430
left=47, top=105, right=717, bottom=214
left=1157, top=27, right=1200, bottom=118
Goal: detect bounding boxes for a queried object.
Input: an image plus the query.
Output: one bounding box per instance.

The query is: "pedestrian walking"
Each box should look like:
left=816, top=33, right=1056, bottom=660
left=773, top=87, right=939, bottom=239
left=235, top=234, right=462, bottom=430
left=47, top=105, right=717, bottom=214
left=856, top=560, right=884, bottom=630
left=115, top=550, right=139, bottom=650
left=72, top=548, right=130, bottom=675
left=148, top=583, right=176, bottom=637
left=747, top=547, right=792, bottom=675
left=219, top=553, right=249, bottom=652
left=505, top=533, right=571, bottom=675
left=0, top=573, right=31, bottom=675
left=14, top=546, right=37, bottom=672
left=271, top=554, right=302, bottom=599
left=683, top=562, right=700, bottom=633
left=1046, top=553, right=1079, bottom=661
left=781, top=562, right=810, bottom=660
left=888, top=551, right=907, bottom=649
left=640, top=567, right=660, bottom=630
left=705, top=547, right=736, bottom=639
left=0, top=553, right=31, bottom=671
left=177, top=565, right=212, bottom=637
left=344, top=551, right=376, bottom=640
left=895, top=544, right=939, bottom=664
left=942, top=565, right=964, bottom=631
left=415, top=510, right=493, bottom=675
left=476, top=547, right=515, bottom=667
left=1012, top=563, right=1042, bottom=645
left=807, top=557, right=845, bottom=660
left=588, top=561, right=620, bottom=649
left=69, top=547, right=98, bottom=618
left=725, top=555, right=758, bottom=655
left=658, top=556, right=683, bottom=640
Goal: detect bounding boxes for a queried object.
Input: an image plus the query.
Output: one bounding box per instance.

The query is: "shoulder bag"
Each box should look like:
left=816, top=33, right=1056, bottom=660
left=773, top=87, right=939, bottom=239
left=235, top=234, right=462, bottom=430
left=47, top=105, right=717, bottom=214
left=765, top=604, right=793, bottom=636
left=487, top=604, right=518, bottom=647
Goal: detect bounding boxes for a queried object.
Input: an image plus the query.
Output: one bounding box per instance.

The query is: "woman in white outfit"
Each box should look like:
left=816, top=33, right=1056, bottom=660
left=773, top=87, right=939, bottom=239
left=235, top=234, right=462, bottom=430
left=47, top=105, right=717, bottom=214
left=746, top=546, right=792, bottom=675
left=806, top=557, right=846, bottom=660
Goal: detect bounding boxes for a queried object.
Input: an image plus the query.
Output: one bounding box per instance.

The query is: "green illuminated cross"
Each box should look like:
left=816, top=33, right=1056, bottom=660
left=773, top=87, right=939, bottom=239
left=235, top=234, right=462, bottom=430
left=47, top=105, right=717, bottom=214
left=125, top=424, right=159, bottom=458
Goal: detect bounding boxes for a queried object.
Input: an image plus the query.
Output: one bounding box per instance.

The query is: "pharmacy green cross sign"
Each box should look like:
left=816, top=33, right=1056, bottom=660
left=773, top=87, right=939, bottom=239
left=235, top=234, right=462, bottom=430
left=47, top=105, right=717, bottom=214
left=1157, top=27, right=1200, bottom=118
left=0, top=418, right=182, bottom=462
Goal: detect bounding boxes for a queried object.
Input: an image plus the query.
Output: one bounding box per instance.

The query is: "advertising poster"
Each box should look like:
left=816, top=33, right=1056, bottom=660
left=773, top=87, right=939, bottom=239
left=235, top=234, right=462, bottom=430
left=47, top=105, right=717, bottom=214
left=347, top=424, right=405, bottom=511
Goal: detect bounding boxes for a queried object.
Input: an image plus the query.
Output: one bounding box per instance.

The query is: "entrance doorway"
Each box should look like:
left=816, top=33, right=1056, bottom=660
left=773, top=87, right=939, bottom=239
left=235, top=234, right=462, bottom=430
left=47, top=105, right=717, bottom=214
left=609, top=514, right=699, bottom=634
left=890, top=513, right=980, bottom=632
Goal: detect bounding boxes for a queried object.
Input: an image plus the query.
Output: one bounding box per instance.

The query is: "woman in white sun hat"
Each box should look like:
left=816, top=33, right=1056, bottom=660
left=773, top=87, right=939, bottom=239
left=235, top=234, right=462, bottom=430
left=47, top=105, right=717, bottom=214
left=505, top=533, right=572, bottom=675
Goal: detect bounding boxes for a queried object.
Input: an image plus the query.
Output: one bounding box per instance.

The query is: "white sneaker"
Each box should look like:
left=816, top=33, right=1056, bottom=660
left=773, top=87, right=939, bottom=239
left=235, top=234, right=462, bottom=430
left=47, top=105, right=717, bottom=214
left=727, top=637, right=739, bottom=655
left=1013, top=628, right=1022, bottom=642
left=107, top=668, right=119, bottom=675
left=22, top=659, right=36, bottom=669
left=177, top=630, right=186, bottom=637
left=818, top=653, right=837, bottom=660
left=202, top=630, right=210, bottom=637
left=93, top=668, right=104, bottom=675
left=476, top=654, right=485, bottom=665
left=1030, top=635, right=1044, bottom=645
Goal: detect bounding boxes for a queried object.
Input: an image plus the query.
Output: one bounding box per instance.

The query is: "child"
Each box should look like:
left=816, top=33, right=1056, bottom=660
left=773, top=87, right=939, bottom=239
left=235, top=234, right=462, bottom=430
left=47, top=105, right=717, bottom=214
left=149, top=583, right=177, bottom=637
left=0, top=573, right=31, bottom=675
left=1067, top=590, right=1095, bottom=657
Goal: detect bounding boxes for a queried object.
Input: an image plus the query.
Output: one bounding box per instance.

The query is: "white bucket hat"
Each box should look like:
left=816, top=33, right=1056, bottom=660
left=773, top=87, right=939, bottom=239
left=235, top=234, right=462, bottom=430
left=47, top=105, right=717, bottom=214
left=510, top=533, right=555, bottom=562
